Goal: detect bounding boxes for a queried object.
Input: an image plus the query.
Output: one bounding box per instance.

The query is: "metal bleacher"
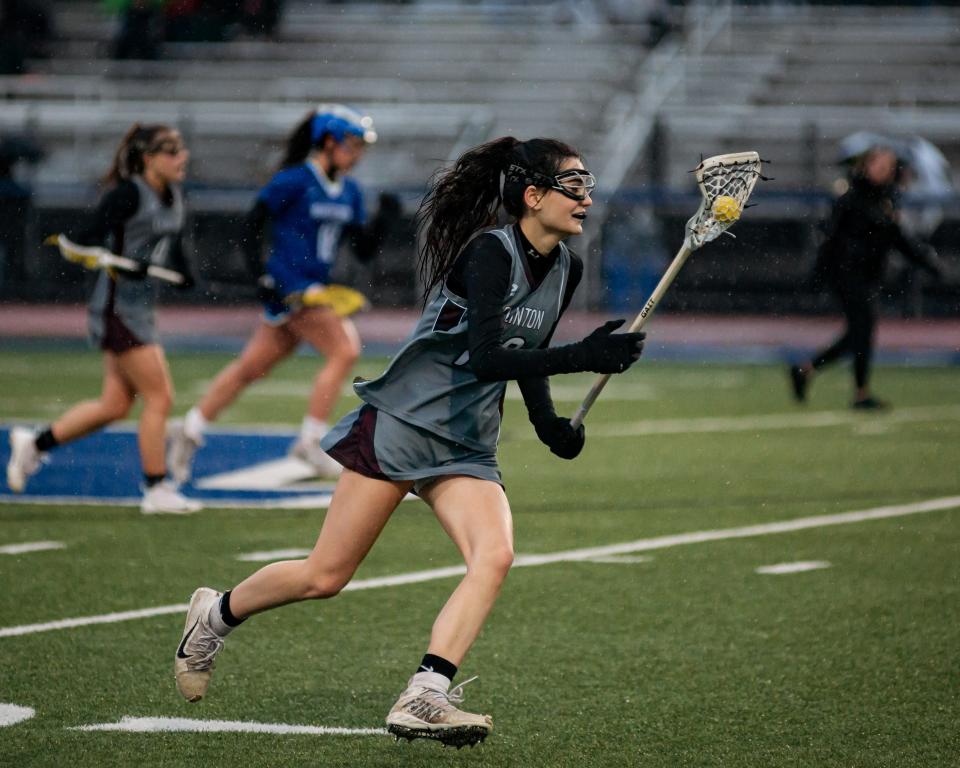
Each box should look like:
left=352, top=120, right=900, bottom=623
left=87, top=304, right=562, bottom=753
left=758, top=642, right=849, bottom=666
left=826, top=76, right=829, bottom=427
left=2, top=1, right=656, bottom=197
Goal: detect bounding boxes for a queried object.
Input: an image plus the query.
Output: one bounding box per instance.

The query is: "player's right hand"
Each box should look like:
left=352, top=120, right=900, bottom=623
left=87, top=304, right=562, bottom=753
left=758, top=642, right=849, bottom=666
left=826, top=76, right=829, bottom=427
left=256, top=273, right=282, bottom=304
left=575, top=319, right=645, bottom=374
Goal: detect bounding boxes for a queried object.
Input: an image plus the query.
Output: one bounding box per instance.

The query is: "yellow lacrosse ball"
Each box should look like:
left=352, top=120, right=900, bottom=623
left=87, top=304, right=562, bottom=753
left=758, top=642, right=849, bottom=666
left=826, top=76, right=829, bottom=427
left=711, top=195, right=741, bottom=224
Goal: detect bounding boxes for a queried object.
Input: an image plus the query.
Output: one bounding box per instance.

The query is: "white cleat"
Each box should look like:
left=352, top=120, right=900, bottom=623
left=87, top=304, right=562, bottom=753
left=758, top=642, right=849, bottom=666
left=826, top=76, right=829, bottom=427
left=167, top=419, right=203, bottom=485
left=175, top=587, right=225, bottom=702
left=386, top=675, right=492, bottom=748
left=141, top=480, right=203, bottom=515
left=6, top=427, right=43, bottom=493
left=289, top=438, right=343, bottom=478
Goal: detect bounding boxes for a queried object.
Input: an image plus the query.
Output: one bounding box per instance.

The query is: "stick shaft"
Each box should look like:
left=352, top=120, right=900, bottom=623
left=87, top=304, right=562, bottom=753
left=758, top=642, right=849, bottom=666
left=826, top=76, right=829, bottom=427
left=570, top=240, right=693, bottom=429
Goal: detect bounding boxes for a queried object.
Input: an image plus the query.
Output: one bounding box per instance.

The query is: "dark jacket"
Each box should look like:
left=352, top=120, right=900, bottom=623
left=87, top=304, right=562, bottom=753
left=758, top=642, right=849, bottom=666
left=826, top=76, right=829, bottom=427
left=813, top=175, right=939, bottom=289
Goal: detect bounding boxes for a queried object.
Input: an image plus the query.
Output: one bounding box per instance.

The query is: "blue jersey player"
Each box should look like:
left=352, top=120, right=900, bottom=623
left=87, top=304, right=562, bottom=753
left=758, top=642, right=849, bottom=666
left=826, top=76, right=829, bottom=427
left=168, top=105, right=397, bottom=481
left=174, top=137, right=645, bottom=747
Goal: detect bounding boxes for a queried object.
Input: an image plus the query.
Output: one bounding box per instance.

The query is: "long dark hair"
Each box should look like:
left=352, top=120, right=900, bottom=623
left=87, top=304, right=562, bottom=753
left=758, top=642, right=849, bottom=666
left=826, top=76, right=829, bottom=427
left=416, top=136, right=580, bottom=300
left=278, top=111, right=314, bottom=170
left=102, top=123, right=175, bottom=186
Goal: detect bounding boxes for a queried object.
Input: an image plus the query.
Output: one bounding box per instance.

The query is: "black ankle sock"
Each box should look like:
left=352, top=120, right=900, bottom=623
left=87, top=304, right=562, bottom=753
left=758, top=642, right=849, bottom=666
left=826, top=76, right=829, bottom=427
left=144, top=473, right=166, bottom=488
left=35, top=428, right=58, bottom=452
left=220, top=590, right=246, bottom=627
left=417, top=653, right=457, bottom=682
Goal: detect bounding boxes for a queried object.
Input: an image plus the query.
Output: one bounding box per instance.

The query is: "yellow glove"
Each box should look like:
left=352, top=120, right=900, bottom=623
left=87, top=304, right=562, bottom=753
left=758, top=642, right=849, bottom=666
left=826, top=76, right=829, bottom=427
left=298, top=283, right=369, bottom=317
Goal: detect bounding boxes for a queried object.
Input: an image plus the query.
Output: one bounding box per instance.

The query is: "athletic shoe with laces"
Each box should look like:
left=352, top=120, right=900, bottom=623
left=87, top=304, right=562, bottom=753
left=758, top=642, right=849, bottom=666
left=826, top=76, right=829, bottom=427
left=167, top=419, right=203, bottom=485
left=6, top=427, right=44, bottom=493
left=289, top=437, right=343, bottom=478
left=788, top=365, right=808, bottom=403
left=141, top=480, right=203, bottom=515
left=175, top=587, right=225, bottom=702
left=386, top=675, right=492, bottom=748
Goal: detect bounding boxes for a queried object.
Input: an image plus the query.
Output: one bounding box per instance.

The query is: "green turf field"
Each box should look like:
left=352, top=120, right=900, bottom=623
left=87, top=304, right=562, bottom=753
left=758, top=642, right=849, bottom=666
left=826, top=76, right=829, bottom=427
left=1, top=349, right=959, bottom=767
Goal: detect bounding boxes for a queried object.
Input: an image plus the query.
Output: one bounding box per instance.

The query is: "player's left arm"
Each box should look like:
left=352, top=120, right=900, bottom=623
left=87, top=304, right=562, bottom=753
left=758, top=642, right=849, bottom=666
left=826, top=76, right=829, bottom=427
left=343, top=191, right=402, bottom=263
left=518, top=254, right=585, bottom=459
left=890, top=222, right=946, bottom=279
left=166, top=234, right=197, bottom=290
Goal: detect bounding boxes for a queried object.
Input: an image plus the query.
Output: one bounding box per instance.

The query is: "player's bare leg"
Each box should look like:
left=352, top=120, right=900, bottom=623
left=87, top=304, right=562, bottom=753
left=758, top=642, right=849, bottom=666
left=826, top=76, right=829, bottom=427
left=170, top=323, right=297, bottom=482
left=385, top=477, right=510, bottom=747
left=175, top=471, right=409, bottom=701
left=287, top=308, right=360, bottom=475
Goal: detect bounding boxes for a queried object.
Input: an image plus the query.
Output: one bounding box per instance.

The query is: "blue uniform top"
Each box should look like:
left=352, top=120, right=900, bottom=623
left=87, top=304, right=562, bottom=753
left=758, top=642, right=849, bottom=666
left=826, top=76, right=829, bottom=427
left=257, top=162, right=366, bottom=296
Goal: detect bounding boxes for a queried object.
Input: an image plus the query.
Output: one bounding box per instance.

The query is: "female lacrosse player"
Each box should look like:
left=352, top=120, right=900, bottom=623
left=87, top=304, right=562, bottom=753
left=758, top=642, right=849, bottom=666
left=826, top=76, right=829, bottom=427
left=5, top=123, right=201, bottom=514
left=174, top=137, right=645, bottom=747
left=167, top=104, right=396, bottom=481
left=790, top=146, right=945, bottom=409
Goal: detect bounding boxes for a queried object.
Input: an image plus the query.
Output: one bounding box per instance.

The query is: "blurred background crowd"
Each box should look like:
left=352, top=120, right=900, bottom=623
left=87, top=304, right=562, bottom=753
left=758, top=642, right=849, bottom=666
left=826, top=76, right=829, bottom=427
left=1, top=0, right=958, bottom=319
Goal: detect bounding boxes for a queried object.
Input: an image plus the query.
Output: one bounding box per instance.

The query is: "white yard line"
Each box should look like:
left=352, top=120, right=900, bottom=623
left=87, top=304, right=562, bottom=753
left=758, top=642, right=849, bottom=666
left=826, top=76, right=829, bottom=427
left=520, top=404, right=960, bottom=439
left=0, top=704, right=35, bottom=727
left=2, top=494, right=959, bottom=639
left=73, top=716, right=386, bottom=736
left=0, top=541, right=65, bottom=555
left=755, top=561, right=832, bottom=575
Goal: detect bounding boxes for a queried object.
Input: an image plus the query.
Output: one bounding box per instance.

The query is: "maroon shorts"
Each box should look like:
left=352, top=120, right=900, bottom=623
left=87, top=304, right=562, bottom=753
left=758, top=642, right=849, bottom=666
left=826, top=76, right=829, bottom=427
left=322, top=404, right=392, bottom=482
left=101, top=312, right=145, bottom=355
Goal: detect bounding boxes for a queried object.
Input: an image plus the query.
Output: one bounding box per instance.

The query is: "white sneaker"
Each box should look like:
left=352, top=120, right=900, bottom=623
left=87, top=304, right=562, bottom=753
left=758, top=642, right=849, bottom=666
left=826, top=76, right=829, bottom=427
left=386, top=675, right=492, bottom=748
left=175, top=587, right=225, bottom=702
left=167, top=419, right=203, bottom=485
left=141, top=480, right=203, bottom=515
left=289, top=437, right=343, bottom=478
left=6, top=427, right=44, bottom=493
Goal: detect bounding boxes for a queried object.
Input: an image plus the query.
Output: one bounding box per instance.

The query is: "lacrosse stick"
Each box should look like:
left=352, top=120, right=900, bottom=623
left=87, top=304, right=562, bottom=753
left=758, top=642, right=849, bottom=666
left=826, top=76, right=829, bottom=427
left=46, top=234, right=186, bottom=285
left=570, top=151, right=764, bottom=429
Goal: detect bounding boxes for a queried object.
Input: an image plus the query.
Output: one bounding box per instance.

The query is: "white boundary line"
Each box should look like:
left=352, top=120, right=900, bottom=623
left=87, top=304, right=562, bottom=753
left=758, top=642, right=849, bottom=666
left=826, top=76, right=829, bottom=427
left=755, top=561, right=831, bottom=575
left=0, top=541, right=65, bottom=555
left=544, top=404, right=960, bottom=439
left=2, top=494, right=958, bottom=640
left=73, top=716, right=387, bottom=736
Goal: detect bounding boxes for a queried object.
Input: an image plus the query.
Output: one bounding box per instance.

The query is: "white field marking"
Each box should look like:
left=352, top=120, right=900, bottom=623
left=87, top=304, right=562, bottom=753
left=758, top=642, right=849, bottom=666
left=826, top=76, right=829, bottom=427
left=515, top=404, right=960, bottom=440
left=0, top=494, right=352, bottom=510
left=0, top=604, right=189, bottom=638
left=756, top=561, right=831, bottom=575
left=0, top=703, right=36, bottom=727
left=0, top=540, right=65, bottom=555
left=504, top=372, right=747, bottom=403
left=73, top=716, right=387, bottom=736
left=196, top=457, right=329, bottom=490
left=2, top=495, right=959, bottom=640
left=583, top=555, right=652, bottom=565
left=506, top=381, right=657, bottom=402
left=237, top=548, right=312, bottom=562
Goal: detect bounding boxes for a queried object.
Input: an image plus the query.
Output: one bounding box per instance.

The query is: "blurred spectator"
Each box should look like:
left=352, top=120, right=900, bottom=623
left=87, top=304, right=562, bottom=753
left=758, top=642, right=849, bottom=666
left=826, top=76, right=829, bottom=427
left=107, top=0, right=163, bottom=60
left=789, top=146, right=947, bottom=411
left=238, top=0, right=283, bottom=38
left=0, top=0, right=53, bottom=74
left=0, top=135, right=43, bottom=293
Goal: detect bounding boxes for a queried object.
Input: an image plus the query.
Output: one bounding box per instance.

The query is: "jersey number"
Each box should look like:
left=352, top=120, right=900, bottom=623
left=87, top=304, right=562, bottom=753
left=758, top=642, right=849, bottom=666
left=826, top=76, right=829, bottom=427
left=453, top=336, right=525, bottom=367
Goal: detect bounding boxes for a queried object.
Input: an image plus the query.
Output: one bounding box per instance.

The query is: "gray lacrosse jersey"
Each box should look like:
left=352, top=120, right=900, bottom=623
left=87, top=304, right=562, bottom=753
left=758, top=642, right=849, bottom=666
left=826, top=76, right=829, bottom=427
left=356, top=226, right=571, bottom=452
left=88, top=176, right=184, bottom=345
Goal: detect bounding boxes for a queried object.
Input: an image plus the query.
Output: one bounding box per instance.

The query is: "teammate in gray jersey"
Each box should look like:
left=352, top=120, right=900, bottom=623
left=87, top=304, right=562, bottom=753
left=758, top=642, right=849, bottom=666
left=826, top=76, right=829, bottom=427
left=174, top=137, right=645, bottom=746
left=5, top=124, right=201, bottom=514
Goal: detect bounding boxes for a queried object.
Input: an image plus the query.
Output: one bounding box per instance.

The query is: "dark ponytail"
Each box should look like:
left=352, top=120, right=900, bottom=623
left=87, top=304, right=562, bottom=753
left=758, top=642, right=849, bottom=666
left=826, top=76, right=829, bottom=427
left=278, top=111, right=317, bottom=170
left=102, top=122, right=174, bottom=187
left=415, top=136, right=580, bottom=301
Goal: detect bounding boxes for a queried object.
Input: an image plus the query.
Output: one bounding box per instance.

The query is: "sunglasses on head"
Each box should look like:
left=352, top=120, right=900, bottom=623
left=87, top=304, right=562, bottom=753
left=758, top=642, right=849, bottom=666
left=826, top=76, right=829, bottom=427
left=507, top=164, right=596, bottom=202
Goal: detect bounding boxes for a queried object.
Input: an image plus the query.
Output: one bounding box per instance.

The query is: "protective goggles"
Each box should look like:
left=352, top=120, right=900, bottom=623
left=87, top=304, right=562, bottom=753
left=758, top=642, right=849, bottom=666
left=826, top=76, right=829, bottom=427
left=507, top=164, right=597, bottom=202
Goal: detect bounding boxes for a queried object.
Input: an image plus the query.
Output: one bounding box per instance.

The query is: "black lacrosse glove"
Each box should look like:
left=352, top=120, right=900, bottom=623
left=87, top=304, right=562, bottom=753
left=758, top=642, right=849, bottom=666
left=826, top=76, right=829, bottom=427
left=533, top=414, right=585, bottom=460
left=571, top=319, right=646, bottom=374
left=256, top=273, right=283, bottom=304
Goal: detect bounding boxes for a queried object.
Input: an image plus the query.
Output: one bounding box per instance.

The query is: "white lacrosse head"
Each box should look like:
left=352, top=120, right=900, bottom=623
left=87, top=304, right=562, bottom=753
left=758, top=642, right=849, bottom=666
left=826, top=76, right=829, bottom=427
left=685, top=151, right=763, bottom=249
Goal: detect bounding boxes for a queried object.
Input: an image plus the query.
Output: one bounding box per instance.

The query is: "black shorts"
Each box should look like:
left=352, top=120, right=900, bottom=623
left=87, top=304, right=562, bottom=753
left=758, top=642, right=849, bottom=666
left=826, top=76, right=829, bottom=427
left=322, top=404, right=502, bottom=495
left=100, top=312, right=145, bottom=355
